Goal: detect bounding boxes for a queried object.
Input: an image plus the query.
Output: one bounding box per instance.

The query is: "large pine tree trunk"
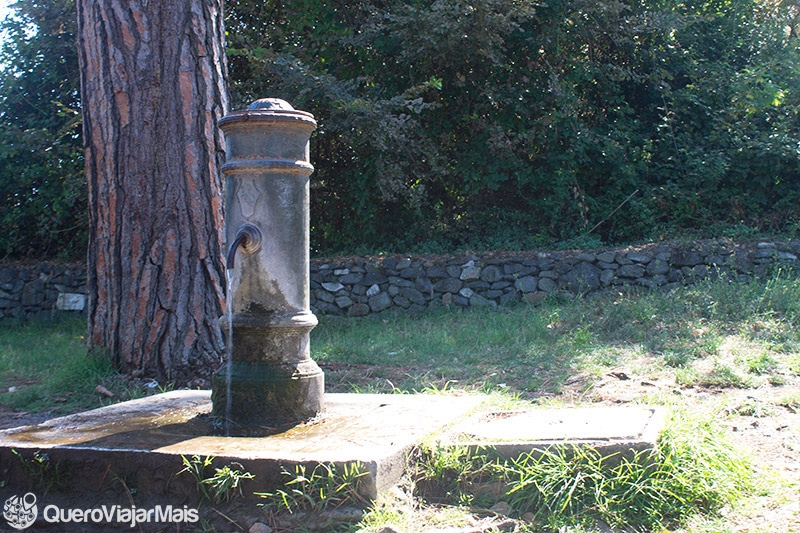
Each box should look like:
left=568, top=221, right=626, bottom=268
left=77, top=0, right=228, bottom=384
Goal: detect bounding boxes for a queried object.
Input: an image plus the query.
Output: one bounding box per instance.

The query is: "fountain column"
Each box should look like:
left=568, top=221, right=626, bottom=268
left=211, top=98, right=324, bottom=434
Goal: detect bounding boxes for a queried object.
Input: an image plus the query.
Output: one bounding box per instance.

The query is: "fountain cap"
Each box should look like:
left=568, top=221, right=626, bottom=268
left=219, top=98, right=316, bottom=131
left=248, top=98, right=295, bottom=111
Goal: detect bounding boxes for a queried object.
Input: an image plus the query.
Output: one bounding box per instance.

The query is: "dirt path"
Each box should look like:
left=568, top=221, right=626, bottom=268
left=567, top=367, right=800, bottom=532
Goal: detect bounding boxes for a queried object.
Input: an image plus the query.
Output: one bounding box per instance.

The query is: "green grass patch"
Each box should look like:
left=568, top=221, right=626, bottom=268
left=788, top=353, right=800, bottom=376
left=313, top=272, right=800, bottom=396
left=313, top=306, right=572, bottom=393
left=0, top=317, right=125, bottom=414
left=778, top=392, right=800, bottom=411
left=411, top=410, right=752, bottom=531
left=256, top=462, right=369, bottom=514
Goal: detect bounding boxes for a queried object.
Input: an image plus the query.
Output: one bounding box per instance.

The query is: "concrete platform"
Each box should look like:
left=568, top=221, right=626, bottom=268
left=445, top=405, right=667, bottom=459
left=0, top=391, right=666, bottom=503
left=0, top=391, right=485, bottom=501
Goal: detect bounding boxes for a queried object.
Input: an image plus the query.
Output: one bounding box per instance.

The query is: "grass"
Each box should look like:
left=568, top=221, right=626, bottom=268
left=503, top=409, right=750, bottom=529
left=2, top=271, right=800, bottom=531
left=0, top=316, right=154, bottom=415
left=313, top=271, right=800, bottom=398
left=178, top=455, right=256, bottom=504
left=0, top=316, right=116, bottom=414
left=6, top=275, right=800, bottom=413
left=365, top=405, right=753, bottom=532
left=256, top=462, right=369, bottom=514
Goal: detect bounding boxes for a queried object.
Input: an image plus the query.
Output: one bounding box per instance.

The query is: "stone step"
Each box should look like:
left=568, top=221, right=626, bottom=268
left=442, top=405, right=667, bottom=460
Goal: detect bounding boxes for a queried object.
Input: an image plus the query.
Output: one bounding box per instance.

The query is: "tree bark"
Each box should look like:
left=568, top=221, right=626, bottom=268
left=77, top=0, right=228, bottom=384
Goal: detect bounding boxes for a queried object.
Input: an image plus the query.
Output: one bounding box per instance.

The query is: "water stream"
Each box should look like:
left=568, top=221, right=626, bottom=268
left=225, top=269, right=234, bottom=437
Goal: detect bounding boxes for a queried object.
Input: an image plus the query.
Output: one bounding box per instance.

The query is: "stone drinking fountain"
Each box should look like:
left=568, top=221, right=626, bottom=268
left=0, top=98, right=665, bottom=529
left=211, top=98, right=324, bottom=434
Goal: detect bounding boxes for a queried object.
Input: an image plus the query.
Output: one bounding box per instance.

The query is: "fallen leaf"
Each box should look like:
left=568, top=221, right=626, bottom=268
left=95, top=385, right=114, bottom=397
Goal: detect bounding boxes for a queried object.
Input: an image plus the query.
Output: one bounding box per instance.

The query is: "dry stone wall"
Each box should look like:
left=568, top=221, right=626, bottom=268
left=0, top=263, right=87, bottom=320
left=2, top=240, right=799, bottom=320
left=310, top=240, right=800, bottom=316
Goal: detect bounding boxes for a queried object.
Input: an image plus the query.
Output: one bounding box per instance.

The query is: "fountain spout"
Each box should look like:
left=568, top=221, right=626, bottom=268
left=226, top=224, right=262, bottom=270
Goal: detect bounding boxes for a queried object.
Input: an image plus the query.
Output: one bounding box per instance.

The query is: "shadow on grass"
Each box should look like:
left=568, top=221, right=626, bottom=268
left=312, top=273, right=800, bottom=400
left=312, top=304, right=593, bottom=397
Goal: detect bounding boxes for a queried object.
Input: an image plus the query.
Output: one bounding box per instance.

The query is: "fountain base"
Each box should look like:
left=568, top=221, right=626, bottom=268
left=210, top=359, right=324, bottom=435
left=0, top=390, right=666, bottom=506
left=0, top=391, right=490, bottom=504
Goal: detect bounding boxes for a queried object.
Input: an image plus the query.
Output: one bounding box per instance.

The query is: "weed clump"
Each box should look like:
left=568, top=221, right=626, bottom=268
left=412, top=411, right=752, bottom=531
left=256, top=462, right=369, bottom=514
left=178, top=455, right=255, bottom=504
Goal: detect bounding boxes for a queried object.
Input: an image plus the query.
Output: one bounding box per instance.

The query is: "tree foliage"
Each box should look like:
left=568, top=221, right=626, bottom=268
left=0, top=0, right=84, bottom=259
left=2, top=0, right=799, bottom=259
left=227, top=0, right=800, bottom=254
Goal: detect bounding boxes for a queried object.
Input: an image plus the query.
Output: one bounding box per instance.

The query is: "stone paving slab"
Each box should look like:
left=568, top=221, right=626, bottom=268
left=446, top=405, right=668, bottom=459
left=0, top=392, right=666, bottom=502
left=0, top=391, right=485, bottom=500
